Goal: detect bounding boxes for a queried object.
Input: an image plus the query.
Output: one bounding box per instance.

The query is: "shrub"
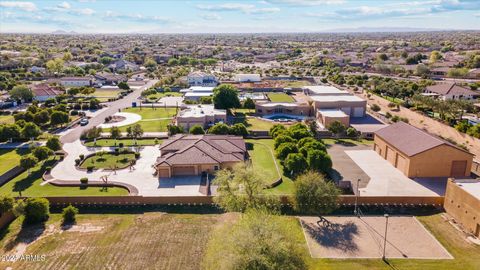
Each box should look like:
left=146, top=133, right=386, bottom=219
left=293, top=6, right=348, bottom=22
left=370, top=104, right=381, bottom=112
left=346, top=127, right=358, bottom=138
left=284, top=153, right=308, bottom=176
left=189, top=125, right=205, bottom=135
left=307, top=149, right=332, bottom=173
left=70, top=110, right=79, bottom=116
left=62, top=204, right=79, bottom=224
left=80, top=177, right=88, bottom=184
left=75, top=158, right=81, bottom=166
left=274, top=135, right=296, bottom=149
left=134, top=152, right=140, bottom=159
left=387, top=102, right=396, bottom=108
left=24, top=198, right=50, bottom=224
left=385, top=112, right=392, bottom=118
left=45, top=166, right=52, bottom=172
left=86, top=165, right=94, bottom=172
left=119, top=142, right=124, bottom=148
left=400, top=117, right=409, bottom=123
left=0, top=196, right=14, bottom=215
left=79, top=154, right=85, bottom=160
left=294, top=171, right=340, bottom=215
left=391, top=115, right=400, bottom=122
left=276, top=142, right=298, bottom=160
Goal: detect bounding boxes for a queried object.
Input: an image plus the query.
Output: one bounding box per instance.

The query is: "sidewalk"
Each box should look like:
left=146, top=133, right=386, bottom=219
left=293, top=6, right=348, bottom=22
left=0, top=141, right=45, bottom=149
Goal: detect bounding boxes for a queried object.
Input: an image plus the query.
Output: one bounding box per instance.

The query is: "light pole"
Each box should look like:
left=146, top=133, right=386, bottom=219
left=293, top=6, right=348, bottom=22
left=354, top=178, right=360, bottom=216
left=382, top=214, right=389, bottom=260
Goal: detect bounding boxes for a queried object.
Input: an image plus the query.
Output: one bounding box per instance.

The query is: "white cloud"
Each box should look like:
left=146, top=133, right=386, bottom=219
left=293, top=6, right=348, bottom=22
left=103, top=11, right=171, bottom=24
left=0, top=1, right=37, bottom=12
left=57, top=1, right=71, bottom=9
left=200, top=13, right=221, bottom=21
left=265, top=0, right=345, bottom=6
left=196, top=3, right=280, bottom=14
left=77, top=8, right=95, bottom=15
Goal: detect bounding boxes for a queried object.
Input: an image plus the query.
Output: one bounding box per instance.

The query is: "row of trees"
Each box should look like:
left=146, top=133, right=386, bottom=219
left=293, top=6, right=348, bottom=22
left=168, top=122, right=249, bottom=137
left=270, top=123, right=332, bottom=176
left=19, top=137, right=62, bottom=174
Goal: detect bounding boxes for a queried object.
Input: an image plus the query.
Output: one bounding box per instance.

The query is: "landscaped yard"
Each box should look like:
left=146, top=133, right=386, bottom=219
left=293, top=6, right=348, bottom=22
left=0, top=115, right=14, bottom=125
left=245, top=139, right=294, bottom=194
left=79, top=152, right=136, bottom=170
left=108, top=107, right=177, bottom=132
left=0, top=158, right=128, bottom=196
left=0, top=148, right=28, bottom=175
left=267, top=92, right=295, bottom=103
left=146, top=91, right=182, bottom=101
left=322, top=138, right=374, bottom=146
left=0, top=212, right=476, bottom=270
left=84, top=138, right=161, bottom=147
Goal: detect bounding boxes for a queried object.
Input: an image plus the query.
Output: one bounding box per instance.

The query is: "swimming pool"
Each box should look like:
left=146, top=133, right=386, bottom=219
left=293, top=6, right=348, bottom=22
left=263, top=113, right=306, bottom=121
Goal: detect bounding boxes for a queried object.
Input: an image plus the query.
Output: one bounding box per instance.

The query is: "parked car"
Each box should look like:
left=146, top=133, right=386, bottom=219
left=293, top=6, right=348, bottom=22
left=79, top=118, right=89, bottom=126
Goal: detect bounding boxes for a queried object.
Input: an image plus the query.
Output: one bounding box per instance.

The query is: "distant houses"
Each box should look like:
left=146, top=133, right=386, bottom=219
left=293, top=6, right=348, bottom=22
left=108, top=60, right=139, bottom=72
left=94, top=72, right=127, bottom=86
left=187, top=71, right=218, bottom=87
left=424, top=82, right=479, bottom=100
left=59, top=76, right=93, bottom=87
left=234, top=74, right=261, bottom=83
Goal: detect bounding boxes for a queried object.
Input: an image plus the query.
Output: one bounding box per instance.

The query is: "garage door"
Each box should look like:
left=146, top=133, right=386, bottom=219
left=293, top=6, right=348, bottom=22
left=395, top=154, right=408, bottom=175
left=172, top=166, right=196, bottom=176
left=386, top=146, right=396, bottom=165
left=158, top=168, right=170, bottom=178
left=353, top=107, right=365, bottom=117
left=450, top=160, right=467, bottom=177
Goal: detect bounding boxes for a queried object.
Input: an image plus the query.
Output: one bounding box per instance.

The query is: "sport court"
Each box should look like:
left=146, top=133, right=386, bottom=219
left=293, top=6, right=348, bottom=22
left=300, top=216, right=453, bottom=259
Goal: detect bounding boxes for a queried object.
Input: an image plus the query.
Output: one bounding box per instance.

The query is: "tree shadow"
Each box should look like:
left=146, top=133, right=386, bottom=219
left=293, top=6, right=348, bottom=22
left=4, top=221, right=46, bottom=252
left=303, top=219, right=359, bottom=252
left=13, top=159, right=56, bottom=193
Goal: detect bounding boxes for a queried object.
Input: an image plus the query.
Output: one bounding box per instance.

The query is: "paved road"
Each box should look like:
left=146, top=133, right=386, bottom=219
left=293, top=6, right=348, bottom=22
left=60, top=79, right=158, bottom=143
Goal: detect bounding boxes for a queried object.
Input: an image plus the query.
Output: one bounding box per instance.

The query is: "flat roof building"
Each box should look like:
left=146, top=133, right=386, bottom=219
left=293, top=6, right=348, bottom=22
left=176, top=105, right=226, bottom=130
left=303, top=85, right=350, bottom=96
left=310, top=95, right=366, bottom=118
left=444, top=179, right=480, bottom=237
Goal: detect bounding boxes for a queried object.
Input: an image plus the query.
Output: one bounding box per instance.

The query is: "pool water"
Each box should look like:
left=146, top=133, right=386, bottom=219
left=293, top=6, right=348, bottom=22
left=263, top=114, right=305, bottom=121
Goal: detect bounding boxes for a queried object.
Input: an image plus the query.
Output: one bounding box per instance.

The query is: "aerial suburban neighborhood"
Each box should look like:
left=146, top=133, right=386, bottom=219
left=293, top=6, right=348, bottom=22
left=0, top=0, right=479, bottom=269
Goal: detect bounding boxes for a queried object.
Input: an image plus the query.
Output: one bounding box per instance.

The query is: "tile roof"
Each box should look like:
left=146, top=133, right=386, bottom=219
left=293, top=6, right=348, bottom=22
left=30, top=83, right=64, bottom=97
left=156, top=134, right=246, bottom=166
left=374, top=122, right=472, bottom=157
left=425, top=83, right=478, bottom=96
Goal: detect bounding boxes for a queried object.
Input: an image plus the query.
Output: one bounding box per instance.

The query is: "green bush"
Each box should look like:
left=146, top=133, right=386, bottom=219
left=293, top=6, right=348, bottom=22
left=86, top=165, right=94, bottom=172
left=134, top=152, right=140, bottom=159
left=80, top=177, right=88, bottom=184
left=62, top=204, right=79, bottom=224
left=79, top=154, right=85, bottom=160
left=75, top=158, right=81, bottom=166
left=370, top=104, right=381, bottom=112
left=0, top=196, right=14, bottom=215
left=24, top=198, right=50, bottom=224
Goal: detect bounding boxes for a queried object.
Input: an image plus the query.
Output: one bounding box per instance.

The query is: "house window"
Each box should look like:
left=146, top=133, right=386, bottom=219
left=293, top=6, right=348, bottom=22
left=214, top=165, right=219, bottom=171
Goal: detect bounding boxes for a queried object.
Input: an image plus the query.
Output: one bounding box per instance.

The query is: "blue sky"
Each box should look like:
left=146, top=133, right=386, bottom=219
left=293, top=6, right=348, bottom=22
left=1, top=0, right=479, bottom=33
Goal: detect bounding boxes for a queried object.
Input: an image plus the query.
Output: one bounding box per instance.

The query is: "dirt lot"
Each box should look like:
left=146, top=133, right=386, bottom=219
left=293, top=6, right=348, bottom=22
left=300, top=216, right=453, bottom=259
left=0, top=212, right=230, bottom=270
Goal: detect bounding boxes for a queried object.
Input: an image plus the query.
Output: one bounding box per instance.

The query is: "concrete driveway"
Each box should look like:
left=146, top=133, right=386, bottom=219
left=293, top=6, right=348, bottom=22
left=345, top=150, right=444, bottom=197
left=49, top=140, right=203, bottom=196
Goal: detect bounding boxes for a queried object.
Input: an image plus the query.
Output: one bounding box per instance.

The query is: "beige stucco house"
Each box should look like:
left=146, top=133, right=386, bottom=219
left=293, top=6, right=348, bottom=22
left=175, top=105, right=227, bottom=130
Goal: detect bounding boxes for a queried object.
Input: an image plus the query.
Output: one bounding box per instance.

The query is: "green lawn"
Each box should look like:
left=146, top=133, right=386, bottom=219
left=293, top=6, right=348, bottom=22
left=147, top=91, right=182, bottom=101
left=107, top=107, right=177, bottom=132
left=284, top=80, right=312, bottom=88
left=245, top=139, right=294, bottom=194
left=80, top=153, right=136, bottom=170
left=84, top=138, right=161, bottom=147
left=0, top=148, right=28, bottom=175
left=267, top=92, right=295, bottom=103
left=0, top=115, right=14, bottom=124
left=0, top=158, right=128, bottom=196
left=246, top=117, right=292, bottom=131
left=322, top=138, right=374, bottom=146
left=92, top=89, right=122, bottom=98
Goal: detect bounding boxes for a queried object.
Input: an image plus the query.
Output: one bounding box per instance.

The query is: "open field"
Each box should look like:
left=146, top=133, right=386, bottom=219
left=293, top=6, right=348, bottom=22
left=0, top=212, right=477, bottom=270
left=267, top=92, right=295, bottom=103
left=0, top=148, right=28, bottom=175
left=79, top=153, right=136, bottom=170
left=0, top=158, right=128, bottom=197
left=245, top=139, right=294, bottom=194
left=0, top=212, right=222, bottom=270
left=84, top=138, right=161, bottom=147
left=108, top=107, right=177, bottom=132
left=0, top=115, right=14, bottom=124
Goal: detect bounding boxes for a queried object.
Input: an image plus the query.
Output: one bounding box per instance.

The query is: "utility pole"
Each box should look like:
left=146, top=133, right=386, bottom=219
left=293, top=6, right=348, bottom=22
left=354, top=178, right=360, bottom=216
left=382, top=214, right=389, bottom=260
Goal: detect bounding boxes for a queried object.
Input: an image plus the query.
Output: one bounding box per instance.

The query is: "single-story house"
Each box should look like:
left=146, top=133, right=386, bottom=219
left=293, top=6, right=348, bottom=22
left=255, top=101, right=311, bottom=117
left=303, top=85, right=350, bottom=96
left=181, top=86, right=215, bottom=102
left=175, top=105, right=226, bottom=130
left=108, top=60, right=139, bottom=72
left=424, top=83, right=479, bottom=100
left=187, top=71, right=218, bottom=87
left=30, top=83, right=65, bottom=101
left=155, top=134, right=247, bottom=177
left=60, top=76, right=93, bottom=87
left=374, top=122, right=473, bottom=178
left=94, top=72, right=127, bottom=85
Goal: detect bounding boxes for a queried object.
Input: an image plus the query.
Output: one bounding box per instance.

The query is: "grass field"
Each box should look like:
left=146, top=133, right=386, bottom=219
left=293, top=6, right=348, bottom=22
left=147, top=91, right=182, bottom=101
left=284, top=80, right=312, bottom=88
left=0, top=148, right=28, bottom=175
left=0, top=158, right=128, bottom=197
left=84, top=138, right=161, bottom=147
left=267, top=92, right=295, bottom=103
left=80, top=153, right=136, bottom=170
left=108, top=107, right=177, bottom=132
left=0, top=212, right=476, bottom=270
left=0, top=115, right=14, bottom=124
left=0, top=212, right=220, bottom=270
left=245, top=139, right=294, bottom=194
left=246, top=117, right=292, bottom=131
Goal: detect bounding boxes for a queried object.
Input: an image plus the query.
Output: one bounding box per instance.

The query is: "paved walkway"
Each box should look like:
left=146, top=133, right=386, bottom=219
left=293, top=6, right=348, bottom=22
left=0, top=141, right=45, bottom=149
left=346, top=150, right=443, bottom=197
left=49, top=140, right=202, bottom=196
left=98, top=112, right=142, bottom=128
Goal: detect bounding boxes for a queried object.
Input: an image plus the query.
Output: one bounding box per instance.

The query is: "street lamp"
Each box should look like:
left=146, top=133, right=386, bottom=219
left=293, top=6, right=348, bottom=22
left=382, top=214, right=389, bottom=260
left=354, top=178, right=360, bottom=216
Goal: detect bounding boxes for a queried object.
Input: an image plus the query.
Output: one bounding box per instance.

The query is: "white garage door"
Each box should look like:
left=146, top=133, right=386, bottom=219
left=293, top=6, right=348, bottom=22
left=353, top=107, right=365, bottom=117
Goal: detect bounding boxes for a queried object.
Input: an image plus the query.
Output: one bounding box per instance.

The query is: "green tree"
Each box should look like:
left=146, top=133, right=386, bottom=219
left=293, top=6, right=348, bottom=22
left=46, top=58, right=64, bottom=73
left=327, top=121, right=346, bottom=137
left=229, top=123, right=249, bottom=137
left=346, top=127, right=358, bottom=138
left=294, top=171, right=340, bottom=215
left=118, top=81, right=130, bottom=90
left=213, top=163, right=279, bottom=212
left=269, top=124, right=287, bottom=138
left=20, top=154, right=38, bottom=175
left=33, top=110, right=50, bottom=126
left=110, top=126, right=121, bottom=144
left=284, top=153, right=308, bottom=176
left=0, top=196, right=14, bottom=215
left=429, top=51, right=442, bottom=64
left=0, top=124, right=21, bottom=142
left=307, top=149, right=332, bottom=173
left=208, top=123, right=230, bottom=135
left=212, top=84, right=240, bottom=110
left=32, top=146, right=53, bottom=161
left=50, top=111, right=69, bottom=127
left=274, top=135, right=296, bottom=149
left=189, top=125, right=205, bottom=134
left=144, top=58, right=157, bottom=69
left=167, top=124, right=183, bottom=135
left=23, top=197, right=50, bottom=224
left=10, top=85, right=34, bottom=101
left=276, top=142, right=297, bottom=160
left=203, top=209, right=307, bottom=270
left=21, top=122, right=41, bottom=139
left=82, top=127, right=102, bottom=140
left=63, top=52, right=73, bottom=62
left=243, top=97, right=255, bottom=109
left=62, top=204, right=79, bottom=224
